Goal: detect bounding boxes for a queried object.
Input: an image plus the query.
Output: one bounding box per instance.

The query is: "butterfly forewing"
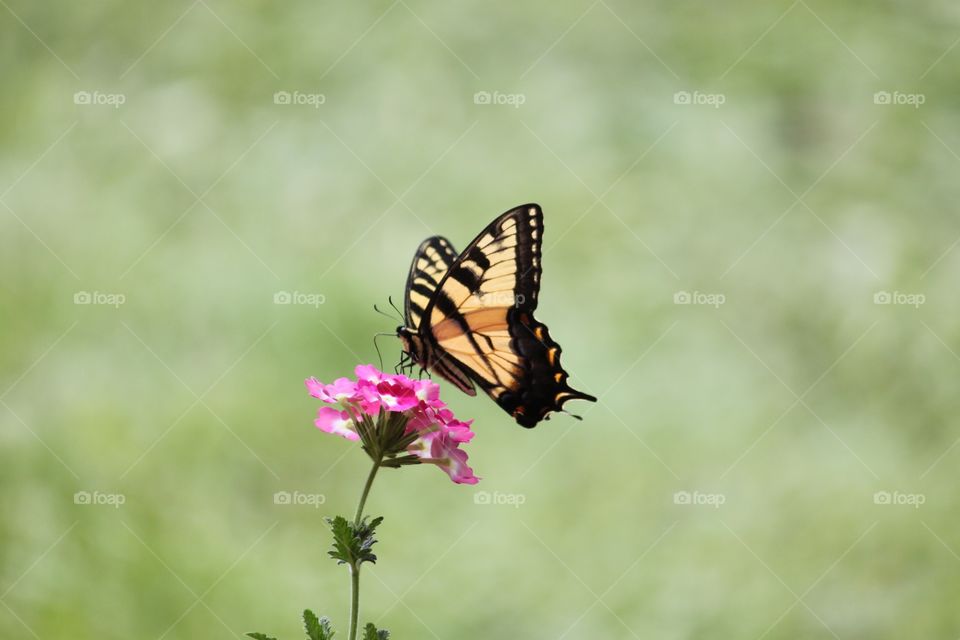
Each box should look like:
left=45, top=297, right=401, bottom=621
left=404, top=236, right=459, bottom=330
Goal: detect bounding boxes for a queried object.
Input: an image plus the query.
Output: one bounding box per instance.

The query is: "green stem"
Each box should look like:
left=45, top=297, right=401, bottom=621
left=348, top=457, right=382, bottom=640
left=354, top=458, right=381, bottom=526
left=349, top=565, right=360, bottom=640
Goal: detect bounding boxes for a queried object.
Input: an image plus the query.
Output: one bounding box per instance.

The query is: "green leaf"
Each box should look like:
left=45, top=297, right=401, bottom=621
left=326, top=515, right=384, bottom=567
left=303, top=609, right=335, bottom=640
left=354, top=516, right=384, bottom=566
left=361, top=622, right=390, bottom=640
left=327, top=515, right=354, bottom=565
left=247, top=633, right=278, bottom=640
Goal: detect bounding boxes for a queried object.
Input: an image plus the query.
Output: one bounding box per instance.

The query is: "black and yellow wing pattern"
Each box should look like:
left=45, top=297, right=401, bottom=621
left=399, top=204, right=596, bottom=428
left=404, top=235, right=459, bottom=331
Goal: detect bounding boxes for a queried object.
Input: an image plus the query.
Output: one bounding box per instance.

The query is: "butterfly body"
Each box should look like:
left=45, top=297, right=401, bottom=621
left=397, top=204, right=596, bottom=428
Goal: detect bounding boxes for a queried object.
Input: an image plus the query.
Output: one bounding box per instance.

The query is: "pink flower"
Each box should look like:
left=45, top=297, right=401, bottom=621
left=354, top=364, right=384, bottom=384
left=444, top=419, right=475, bottom=443
left=305, top=365, right=479, bottom=484
left=307, top=377, right=357, bottom=403
left=424, top=430, right=479, bottom=485
left=413, top=379, right=442, bottom=406
left=375, top=380, right=419, bottom=412
left=315, top=407, right=360, bottom=441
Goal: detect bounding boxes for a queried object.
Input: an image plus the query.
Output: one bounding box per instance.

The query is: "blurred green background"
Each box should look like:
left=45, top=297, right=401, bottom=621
left=2, top=1, right=959, bottom=638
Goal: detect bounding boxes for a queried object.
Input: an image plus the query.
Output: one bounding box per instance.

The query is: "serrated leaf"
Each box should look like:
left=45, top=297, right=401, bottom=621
left=326, top=515, right=354, bottom=565
left=362, top=622, right=390, bottom=640
left=247, top=633, right=278, bottom=640
left=326, top=515, right=384, bottom=567
left=303, top=609, right=335, bottom=640
left=354, top=516, right=383, bottom=566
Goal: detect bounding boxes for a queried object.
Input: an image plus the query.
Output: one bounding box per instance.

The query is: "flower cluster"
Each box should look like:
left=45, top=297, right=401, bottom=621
left=306, top=365, right=479, bottom=484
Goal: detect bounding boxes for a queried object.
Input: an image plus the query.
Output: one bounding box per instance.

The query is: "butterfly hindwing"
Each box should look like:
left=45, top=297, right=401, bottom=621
left=499, top=310, right=593, bottom=427
left=416, top=204, right=595, bottom=428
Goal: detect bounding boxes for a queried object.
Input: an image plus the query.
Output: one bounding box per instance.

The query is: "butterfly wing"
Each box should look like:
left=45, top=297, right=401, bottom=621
left=422, top=203, right=596, bottom=427
left=404, top=236, right=478, bottom=396
left=404, top=236, right=460, bottom=330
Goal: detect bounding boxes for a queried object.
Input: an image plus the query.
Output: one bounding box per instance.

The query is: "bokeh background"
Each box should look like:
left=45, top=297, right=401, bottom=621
left=2, top=1, right=959, bottom=638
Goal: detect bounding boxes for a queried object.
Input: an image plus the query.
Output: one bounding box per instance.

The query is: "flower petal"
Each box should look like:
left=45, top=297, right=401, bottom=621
left=314, top=407, right=359, bottom=441
left=325, top=377, right=357, bottom=401
left=425, top=430, right=480, bottom=484
left=305, top=377, right=327, bottom=399
left=413, top=379, right=442, bottom=406
left=376, top=381, right=419, bottom=411
left=354, top=364, right=383, bottom=383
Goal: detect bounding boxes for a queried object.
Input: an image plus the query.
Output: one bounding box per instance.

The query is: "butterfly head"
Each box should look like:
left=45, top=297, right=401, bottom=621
left=396, top=326, right=427, bottom=377
left=396, top=326, right=422, bottom=359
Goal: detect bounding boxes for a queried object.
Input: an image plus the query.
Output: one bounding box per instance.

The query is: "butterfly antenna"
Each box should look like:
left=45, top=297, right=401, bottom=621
left=372, top=332, right=396, bottom=371
left=373, top=333, right=384, bottom=370
left=388, top=295, right=404, bottom=321
left=373, top=303, right=396, bottom=320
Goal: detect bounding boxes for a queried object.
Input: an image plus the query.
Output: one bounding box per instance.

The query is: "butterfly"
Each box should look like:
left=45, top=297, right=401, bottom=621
left=396, top=203, right=596, bottom=428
